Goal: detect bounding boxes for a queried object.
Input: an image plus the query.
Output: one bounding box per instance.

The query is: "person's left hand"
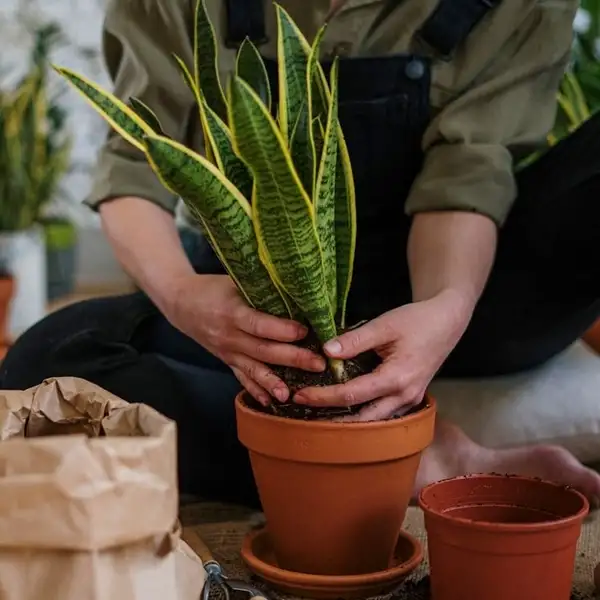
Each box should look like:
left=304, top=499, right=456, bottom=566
left=292, top=290, right=473, bottom=421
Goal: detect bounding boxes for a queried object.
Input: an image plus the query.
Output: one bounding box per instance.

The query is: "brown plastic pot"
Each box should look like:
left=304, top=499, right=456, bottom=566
left=419, top=474, right=589, bottom=600
left=235, top=392, right=436, bottom=577
left=0, top=276, right=14, bottom=346
left=583, top=318, right=600, bottom=354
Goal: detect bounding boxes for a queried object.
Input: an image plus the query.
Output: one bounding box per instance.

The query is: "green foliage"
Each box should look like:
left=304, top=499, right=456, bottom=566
left=55, top=0, right=358, bottom=380
left=0, top=24, right=72, bottom=231
left=571, top=1, right=600, bottom=112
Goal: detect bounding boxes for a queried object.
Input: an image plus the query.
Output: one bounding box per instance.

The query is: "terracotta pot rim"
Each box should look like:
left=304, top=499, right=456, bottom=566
left=241, top=527, right=423, bottom=586
left=235, top=392, right=436, bottom=430
left=418, top=473, right=589, bottom=533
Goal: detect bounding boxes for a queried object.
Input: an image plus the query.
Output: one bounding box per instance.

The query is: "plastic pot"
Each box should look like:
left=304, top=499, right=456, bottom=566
left=42, top=217, right=78, bottom=302
left=235, top=392, right=436, bottom=576
left=583, top=318, right=600, bottom=354
left=419, top=474, right=589, bottom=600
left=0, top=276, right=14, bottom=346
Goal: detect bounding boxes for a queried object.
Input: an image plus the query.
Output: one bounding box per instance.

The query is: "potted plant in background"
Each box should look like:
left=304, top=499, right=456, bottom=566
left=0, top=23, right=72, bottom=340
left=0, top=256, right=14, bottom=360
left=54, top=0, right=435, bottom=594
left=547, top=72, right=600, bottom=354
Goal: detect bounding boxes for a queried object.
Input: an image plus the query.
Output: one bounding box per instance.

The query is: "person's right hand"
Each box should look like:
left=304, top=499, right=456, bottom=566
left=165, top=274, right=326, bottom=405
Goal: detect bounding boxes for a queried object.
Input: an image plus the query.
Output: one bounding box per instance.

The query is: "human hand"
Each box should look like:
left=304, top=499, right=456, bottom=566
left=293, top=291, right=472, bottom=421
left=166, top=274, right=326, bottom=405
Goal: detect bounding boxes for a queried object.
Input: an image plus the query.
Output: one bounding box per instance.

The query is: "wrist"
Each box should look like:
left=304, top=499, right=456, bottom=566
left=151, top=268, right=197, bottom=318
left=428, top=287, right=477, bottom=331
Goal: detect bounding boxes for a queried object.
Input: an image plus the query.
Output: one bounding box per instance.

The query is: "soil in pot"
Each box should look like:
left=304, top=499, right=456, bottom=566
left=419, top=474, right=589, bottom=600
left=256, top=327, right=405, bottom=421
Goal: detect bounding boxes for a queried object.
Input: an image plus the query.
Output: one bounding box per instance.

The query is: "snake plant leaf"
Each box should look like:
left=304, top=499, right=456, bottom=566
left=172, top=53, right=253, bottom=198
left=142, top=134, right=290, bottom=317
left=193, top=0, right=227, bottom=121
left=227, top=76, right=337, bottom=343
left=198, top=95, right=254, bottom=200
left=52, top=66, right=155, bottom=153
left=275, top=4, right=310, bottom=137
left=312, top=115, right=325, bottom=168
left=236, top=38, right=272, bottom=110
left=128, top=97, right=165, bottom=136
left=563, top=71, right=590, bottom=123
left=253, top=188, right=302, bottom=321
left=314, top=58, right=340, bottom=315
left=276, top=4, right=318, bottom=195
left=289, top=100, right=315, bottom=194
left=306, top=25, right=328, bottom=123
left=301, top=39, right=357, bottom=328
left=171, top=53, right=217, bottom=165
left=334, top=126, right=357, bottom=328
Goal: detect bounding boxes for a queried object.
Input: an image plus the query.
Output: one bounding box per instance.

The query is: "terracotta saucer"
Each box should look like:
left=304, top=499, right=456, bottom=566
left=241, top=526, right=423, bottom=599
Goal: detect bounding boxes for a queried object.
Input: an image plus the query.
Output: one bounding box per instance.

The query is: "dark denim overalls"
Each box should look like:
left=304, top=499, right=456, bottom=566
left=2, top=0, right=600, bottom=504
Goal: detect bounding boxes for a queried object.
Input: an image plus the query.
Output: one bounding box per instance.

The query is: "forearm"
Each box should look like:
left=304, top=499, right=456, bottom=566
left=100, top=197, right=196, bottom=314
left=407, top=211, right=498, bottom=319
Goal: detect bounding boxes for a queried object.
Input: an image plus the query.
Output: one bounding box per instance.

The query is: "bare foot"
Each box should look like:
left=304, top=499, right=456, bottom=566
left=414, top=418, right=600, bottom=506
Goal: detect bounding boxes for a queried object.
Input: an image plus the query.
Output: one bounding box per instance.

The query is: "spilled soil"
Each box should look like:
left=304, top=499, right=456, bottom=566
left=391, top=577, right=587, bottom=599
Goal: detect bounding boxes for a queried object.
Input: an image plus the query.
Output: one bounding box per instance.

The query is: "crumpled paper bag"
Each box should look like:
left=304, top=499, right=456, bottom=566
left=0, top=376, right=206, bottom=600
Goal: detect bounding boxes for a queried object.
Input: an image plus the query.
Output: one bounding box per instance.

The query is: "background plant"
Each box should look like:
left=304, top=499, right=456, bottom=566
left=0, top=23, right=71, bottom=231
left=55, top=0, right=357, bottom=382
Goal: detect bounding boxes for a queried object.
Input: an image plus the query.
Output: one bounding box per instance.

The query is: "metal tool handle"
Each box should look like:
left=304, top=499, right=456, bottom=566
left=182, top=529, right=216, bottom=565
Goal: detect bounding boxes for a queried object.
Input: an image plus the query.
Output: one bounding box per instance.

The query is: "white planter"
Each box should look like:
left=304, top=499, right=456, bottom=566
left=0, top=226, right=47, bottom=340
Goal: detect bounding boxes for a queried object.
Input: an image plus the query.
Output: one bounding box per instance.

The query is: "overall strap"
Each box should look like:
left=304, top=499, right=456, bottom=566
left=419, top=0, right=503, bottom=58
left=223, top=0, right=269, bottom=48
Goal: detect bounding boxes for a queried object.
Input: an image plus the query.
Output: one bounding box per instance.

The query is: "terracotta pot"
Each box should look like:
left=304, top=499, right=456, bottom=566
left=235, top=392, right=436, bottom=576
left=419, top=474, right=589, bottom=600
left=0, top=276, right=15, bottom=346
left=583, top=318, right=600, bottom=354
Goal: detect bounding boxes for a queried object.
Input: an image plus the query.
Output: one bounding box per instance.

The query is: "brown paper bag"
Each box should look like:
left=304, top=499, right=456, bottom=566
left=0, top=376, right=206, bottom=600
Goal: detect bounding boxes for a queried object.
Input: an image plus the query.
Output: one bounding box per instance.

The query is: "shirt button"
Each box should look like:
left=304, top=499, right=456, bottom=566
left=405, top=59, right=426, bottom=80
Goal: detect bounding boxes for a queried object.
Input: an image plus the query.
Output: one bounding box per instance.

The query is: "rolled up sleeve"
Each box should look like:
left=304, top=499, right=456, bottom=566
left=405, top=1, right=578, bottom=227
left=86, top=0, right=195, bottom=214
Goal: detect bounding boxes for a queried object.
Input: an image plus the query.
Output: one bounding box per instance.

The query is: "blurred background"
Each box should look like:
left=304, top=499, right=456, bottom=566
left=0, top=0, right=598, bottom=345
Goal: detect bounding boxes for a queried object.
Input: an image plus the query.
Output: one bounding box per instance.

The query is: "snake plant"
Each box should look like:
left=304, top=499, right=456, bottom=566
left=0, top=24, right=71, bottom=232
left=54, top=0, right=357, bottom=382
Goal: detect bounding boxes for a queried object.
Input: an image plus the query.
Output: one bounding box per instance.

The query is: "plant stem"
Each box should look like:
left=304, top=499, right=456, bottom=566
left=329, top=357, right=348, bottom=383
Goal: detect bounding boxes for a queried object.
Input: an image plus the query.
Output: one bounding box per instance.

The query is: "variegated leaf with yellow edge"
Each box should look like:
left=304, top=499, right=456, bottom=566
left=193, top=0, right=227, bottom=121
left=275, top=4, right=316, bottom=195
left=172, top=53, right=254, bottom=200
left=333, top=123, right=357, bottom=328
left=53, top=66, right=156, bottom=153
left=236, top=38, right=272, bottom=111
left=227, top=75, right=337, bottom=345
left=314, top=58, right=340, bottom=317
left=171, top=53, right=217, bottom=165
left=142, top=134, right=291, bottom=318
left=299, top=30, right=356, bottom=328
left=128, top=97, right=165, bottom=136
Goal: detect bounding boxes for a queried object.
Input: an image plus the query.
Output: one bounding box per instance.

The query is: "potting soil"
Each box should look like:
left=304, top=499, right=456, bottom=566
left=391, top=577, right=586, bottom=600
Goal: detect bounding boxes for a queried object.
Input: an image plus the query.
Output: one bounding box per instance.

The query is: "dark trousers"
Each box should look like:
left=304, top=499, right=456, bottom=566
left=1, top=114, right=600, bottom=505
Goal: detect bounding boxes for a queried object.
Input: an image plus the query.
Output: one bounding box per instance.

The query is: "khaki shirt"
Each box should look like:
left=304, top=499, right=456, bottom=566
left=89, top=0, right=577, bottom=227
